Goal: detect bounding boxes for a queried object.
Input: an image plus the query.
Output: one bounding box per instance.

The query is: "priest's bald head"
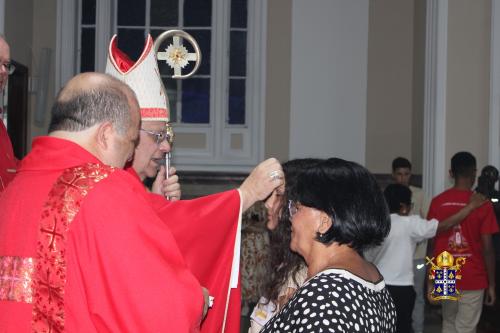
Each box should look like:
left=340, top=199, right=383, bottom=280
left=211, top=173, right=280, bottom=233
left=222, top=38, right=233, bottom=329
left=48, top=72, right=141, bottom=168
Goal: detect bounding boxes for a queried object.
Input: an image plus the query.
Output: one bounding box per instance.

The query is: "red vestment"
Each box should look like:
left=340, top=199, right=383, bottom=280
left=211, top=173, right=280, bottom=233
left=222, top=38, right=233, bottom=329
left=130, top=167, right=243, bottom=333
left=0, top=137, right=204, bottom=332
left=0, top=119, right=18, bottom=192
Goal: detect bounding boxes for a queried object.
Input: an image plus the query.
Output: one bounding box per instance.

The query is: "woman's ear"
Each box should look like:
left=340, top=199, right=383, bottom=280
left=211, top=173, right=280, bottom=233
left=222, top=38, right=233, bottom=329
left=318, top=211, right=333, bottom=234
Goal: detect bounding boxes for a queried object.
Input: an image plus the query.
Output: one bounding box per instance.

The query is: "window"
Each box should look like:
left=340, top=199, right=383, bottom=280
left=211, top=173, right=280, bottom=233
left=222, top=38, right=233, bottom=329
left=61, top=0, right=266, bottom=171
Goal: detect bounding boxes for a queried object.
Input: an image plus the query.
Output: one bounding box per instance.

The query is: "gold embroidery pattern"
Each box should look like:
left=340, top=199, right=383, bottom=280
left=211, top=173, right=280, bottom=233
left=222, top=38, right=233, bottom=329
left=0, top=256, right=35, bottom=303
left=32, top=163, right=114, bottom=333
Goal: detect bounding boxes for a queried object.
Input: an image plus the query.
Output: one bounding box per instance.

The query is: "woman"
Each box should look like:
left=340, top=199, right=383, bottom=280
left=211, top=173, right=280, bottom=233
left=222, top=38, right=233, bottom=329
left=249, top=159, right=321, bottom=332
left=261, top=158, right=396, bottom=332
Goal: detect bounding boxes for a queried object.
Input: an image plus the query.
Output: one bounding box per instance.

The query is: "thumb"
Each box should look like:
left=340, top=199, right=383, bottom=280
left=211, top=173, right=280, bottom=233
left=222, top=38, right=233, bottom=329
left=152, top=166, right=166, bottom=194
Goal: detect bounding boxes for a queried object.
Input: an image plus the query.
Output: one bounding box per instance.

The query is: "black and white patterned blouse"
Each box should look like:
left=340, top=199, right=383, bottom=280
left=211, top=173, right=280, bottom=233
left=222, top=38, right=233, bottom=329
left=260, top=268, right=396, bottom=333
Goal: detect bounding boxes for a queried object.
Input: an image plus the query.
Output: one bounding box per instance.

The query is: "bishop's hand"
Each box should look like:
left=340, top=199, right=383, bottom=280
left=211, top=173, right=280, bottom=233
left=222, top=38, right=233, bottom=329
left=152, top=166, right=181, bottom=201
left=239, top=158, right=284, bottom=212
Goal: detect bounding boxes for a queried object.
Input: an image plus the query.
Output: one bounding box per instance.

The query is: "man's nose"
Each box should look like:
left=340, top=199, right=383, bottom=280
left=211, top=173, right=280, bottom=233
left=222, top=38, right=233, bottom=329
left=158, top=139, right=171, bottom=152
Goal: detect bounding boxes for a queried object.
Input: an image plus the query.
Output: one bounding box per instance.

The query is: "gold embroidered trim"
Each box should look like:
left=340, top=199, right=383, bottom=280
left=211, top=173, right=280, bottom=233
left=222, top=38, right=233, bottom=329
left=32, top=163, right=114, bottom=332
left=0, top=256, right=35, bottom=303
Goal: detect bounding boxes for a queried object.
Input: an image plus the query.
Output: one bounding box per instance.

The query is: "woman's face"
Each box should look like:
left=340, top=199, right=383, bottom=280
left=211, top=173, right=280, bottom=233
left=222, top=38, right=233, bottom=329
left=264, top=184, right=285, bottom=230
left=289, top=203, right=323, bottom=257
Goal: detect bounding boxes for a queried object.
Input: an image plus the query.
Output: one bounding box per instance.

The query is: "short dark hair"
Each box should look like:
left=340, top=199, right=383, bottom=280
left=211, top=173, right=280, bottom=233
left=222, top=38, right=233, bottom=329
left=392, top=157, right=412, bottom=171
left=384, top=184, right=412, bottom=214
left=481, top=165, right=499, bottom=181
left=48, top=84, right=131, bottom=135
left=290, top=158, right=390, bottom=253
left=450, top=151, right=476, bottom=179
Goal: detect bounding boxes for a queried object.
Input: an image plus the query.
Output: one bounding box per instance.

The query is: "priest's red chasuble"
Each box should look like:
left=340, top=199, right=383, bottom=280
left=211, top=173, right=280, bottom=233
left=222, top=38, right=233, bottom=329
left=128, top=166, right=243, bottom=333
left=0, top=137, right=204, bottom=332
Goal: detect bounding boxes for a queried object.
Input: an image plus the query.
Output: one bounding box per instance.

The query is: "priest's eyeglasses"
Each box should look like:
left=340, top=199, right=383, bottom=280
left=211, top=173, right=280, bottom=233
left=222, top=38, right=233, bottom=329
left=1, top=62, right=15, bottom=75
left=141, top=128, right=173, bottom=145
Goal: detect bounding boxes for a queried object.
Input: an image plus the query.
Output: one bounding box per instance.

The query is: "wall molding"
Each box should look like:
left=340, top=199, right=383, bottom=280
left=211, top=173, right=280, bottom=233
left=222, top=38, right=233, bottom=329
left=55, top=0, right=77, bottom=92
left=489, top=0, right=500, bottom=168
left=423, top=0, right=448, bottom=197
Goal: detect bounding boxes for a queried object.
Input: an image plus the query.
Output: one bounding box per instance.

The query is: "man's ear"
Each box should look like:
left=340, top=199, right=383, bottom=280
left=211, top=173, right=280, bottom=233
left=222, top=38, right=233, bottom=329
left=95, top=121, right=114, bottom=151
left=318, top=212, right=333, bottom=234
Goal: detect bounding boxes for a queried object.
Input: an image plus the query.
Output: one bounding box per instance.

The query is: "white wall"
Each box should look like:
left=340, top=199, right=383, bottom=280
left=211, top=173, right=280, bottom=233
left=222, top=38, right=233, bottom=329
left=289, top=0, right=369, bottom=164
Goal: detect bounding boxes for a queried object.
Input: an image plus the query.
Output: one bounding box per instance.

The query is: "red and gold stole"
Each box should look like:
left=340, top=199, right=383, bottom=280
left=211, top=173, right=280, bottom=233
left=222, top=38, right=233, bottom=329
left=31, top=163, right=114, bottom=332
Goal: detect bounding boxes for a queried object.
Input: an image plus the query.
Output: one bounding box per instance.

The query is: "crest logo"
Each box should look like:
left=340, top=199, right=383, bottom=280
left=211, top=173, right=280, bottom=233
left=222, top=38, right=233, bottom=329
left=426, top=251, right=466, bottom=301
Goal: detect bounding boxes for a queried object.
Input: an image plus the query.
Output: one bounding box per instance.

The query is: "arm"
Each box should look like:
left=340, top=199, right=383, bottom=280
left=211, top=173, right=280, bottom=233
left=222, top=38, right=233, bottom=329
left=436, top=193, right=487, bottom=234
left=77, top=180, right=204, bottom=332
left=482, top=234, right=496, bottom=306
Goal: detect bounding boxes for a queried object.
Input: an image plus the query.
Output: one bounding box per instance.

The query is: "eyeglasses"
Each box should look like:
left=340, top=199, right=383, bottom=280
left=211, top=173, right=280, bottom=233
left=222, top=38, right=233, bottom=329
left=288, top=200, right=299, bottom=219
left=0, top=62, right=15, bottom=75
left=141, top=128, right=174, bottom=145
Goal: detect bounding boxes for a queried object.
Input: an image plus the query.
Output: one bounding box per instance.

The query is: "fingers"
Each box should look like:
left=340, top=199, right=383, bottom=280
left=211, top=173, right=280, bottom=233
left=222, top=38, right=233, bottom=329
left=151, top=166, right=166, bottom=195
left=202, top=287, right=210, bottom=319
left=484, top=288, right=496, bottom=306
left=162, top=175, right=181, bottom=201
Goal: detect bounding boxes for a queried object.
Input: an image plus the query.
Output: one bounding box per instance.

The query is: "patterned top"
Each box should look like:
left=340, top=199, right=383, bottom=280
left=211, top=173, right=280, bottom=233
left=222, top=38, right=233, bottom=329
left=261, top=268, right=396, bottom=333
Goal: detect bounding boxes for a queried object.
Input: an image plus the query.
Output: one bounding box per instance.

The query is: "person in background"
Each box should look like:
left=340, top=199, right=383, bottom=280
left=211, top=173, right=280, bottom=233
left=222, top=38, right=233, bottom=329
left=366, top=183, right=486, bottom=333
left=428, top=151, right=499, bottom=333
left=0, top=34, right=18, bottom=192
left=391, top=156, right=429, bottom=333
left=249, top=158, right=322, bottom=332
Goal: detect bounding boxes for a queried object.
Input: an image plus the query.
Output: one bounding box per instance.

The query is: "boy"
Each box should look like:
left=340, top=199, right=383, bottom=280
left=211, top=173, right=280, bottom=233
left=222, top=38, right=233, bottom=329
left=428, top=152, right=499, bottom=333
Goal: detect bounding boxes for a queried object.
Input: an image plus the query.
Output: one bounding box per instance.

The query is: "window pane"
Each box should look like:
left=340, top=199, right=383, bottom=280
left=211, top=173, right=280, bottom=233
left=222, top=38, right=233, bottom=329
left=228, top=79, right=245, bottom=125
left=184, top=0, right=212, bottom=27
left=182, top=79, right=210, bottom=123
left=162, top=77, right=178, bottom=123
left=117, top=28, right=146, bottom=61
left=151, top=0, right=178, bottom=27
left=117, top=0, right=145, bottom=26
left=230, top=0, right=247, bottom=28
left=80, top=28, right=95, bottom=72
left=229, top=31, right=247, bottom=77
left=81, top=0, right=96, bottom=25
left=184, top=29, right=211, bottom=76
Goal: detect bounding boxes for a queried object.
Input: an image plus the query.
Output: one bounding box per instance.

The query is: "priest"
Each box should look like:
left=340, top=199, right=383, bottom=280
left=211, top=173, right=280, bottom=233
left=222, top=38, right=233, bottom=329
left=105, top=33, right=273, bottom=332
left=0, top=72, right=284, bottom=332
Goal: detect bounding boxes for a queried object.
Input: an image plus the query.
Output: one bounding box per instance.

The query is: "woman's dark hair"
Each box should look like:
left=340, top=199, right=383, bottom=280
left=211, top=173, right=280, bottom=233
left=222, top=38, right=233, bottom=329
left=263, top=158, right=323, bottom=303
left=383, top=183, right=412, bottom=214
left=289, top=158, right=390, bottom=253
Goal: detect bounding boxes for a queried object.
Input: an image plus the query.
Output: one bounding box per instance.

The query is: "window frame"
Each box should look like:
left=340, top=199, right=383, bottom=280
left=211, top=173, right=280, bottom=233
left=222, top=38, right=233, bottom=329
left=56, top=0, right=267, bottom=172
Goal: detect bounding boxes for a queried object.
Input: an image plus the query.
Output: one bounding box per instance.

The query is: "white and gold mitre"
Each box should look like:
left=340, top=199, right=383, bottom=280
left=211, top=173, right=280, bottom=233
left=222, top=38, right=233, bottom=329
left=105, top=34, right=170, bottom=122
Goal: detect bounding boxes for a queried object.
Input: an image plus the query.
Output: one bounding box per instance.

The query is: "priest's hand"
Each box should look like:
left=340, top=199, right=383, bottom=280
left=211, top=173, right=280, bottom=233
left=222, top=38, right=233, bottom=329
left=239, top=158, right=284, bottom=212
left=152, top=166, right=182, bottom=201
left=202, top=287, right=210, bottom=319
